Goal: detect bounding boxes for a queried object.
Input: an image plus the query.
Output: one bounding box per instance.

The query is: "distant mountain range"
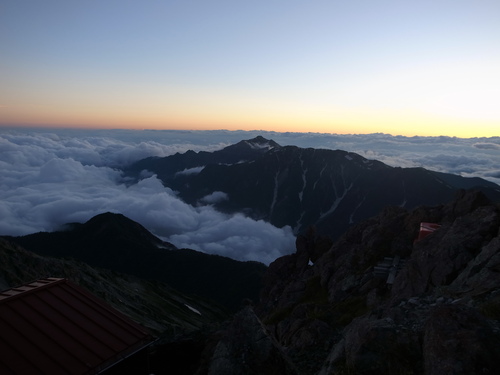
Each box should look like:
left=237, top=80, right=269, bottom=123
left=125, top=136, right=500, bottom=239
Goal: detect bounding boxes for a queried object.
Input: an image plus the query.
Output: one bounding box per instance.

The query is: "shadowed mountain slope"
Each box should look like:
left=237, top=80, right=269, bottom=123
left=0, top=238, right=227, bottom=335
left=125, top=136, right=500, bottom=239
left=4, top=212, right=267, bottom=311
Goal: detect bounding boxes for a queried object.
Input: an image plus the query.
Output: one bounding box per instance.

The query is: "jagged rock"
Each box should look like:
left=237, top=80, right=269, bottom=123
left=295, top=226, right=333, bottom=264
left=316, top=205, right=413, bottom=304
left=448, top=234, right=500, bottom=295
left=444, top=188, right=492, bottom=219
left=423, top=304, right=500, bottom=374
left=319, top=314, right=422, bottom=375
left=391, top=202, right=500, bottom=300
left=257, top=190, right=500, bottom=374
left=206, top=306, right=298, bottom=375
left=258, top=253, right=304, bottom=315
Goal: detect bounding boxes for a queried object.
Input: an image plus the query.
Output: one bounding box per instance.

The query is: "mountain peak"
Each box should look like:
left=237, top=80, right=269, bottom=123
left=226, top=135, right=280, bottom=153
left=209, top=135, right=280, bottom=162
left=84, top=212, right=155, bottom=236
left=243, top=136, right=281, bottom=150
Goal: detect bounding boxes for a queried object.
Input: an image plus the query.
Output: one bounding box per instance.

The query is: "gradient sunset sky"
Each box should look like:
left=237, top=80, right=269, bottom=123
left=1, top=1, right=499, bottom=137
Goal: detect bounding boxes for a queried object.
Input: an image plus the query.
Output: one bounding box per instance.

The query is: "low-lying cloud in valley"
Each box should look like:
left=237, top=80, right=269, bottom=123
left=1, top=128, right=499, bottom=264
left=0, top=131, right=296, bottom=264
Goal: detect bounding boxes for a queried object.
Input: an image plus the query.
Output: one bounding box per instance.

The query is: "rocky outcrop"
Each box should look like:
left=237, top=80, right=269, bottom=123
left=206, top=306, right=299, bottom=375
left=391, top=193, right=500, bottom=300
left=423, top=304, right=500, bottom=375
left=256, top=190, right=500, bottom=374
left=319, top=313, right=422, bottom=375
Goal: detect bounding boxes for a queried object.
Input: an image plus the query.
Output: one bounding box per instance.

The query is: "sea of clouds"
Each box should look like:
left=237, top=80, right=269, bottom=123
left=1, top=127, right=499, bottom=264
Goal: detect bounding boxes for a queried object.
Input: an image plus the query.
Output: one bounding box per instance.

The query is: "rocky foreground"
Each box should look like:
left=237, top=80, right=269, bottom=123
left=205, top=189, right=500, bottom=374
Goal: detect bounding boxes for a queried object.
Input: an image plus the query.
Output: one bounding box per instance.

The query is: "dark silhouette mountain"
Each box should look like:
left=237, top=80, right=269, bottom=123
left=124, top=136, right=500, bottom=239
left=127, top=135, right=280, bottom=183
left=4, top=212, right=267, bottom=311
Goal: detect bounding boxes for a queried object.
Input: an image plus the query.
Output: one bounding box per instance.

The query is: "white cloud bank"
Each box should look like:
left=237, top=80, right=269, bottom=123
left=0, top=129, right=295, bottom=264
left=1, top=128, right=499, bottom=265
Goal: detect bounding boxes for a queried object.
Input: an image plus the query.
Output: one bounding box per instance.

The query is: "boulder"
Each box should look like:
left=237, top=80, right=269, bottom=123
left=423, top=304, right=500, bottom=374
left=207, top=306, right=298, bottom=375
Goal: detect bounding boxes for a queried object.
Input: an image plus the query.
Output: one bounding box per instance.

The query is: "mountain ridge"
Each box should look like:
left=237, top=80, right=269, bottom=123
left=0, top=238, right=227, bottom=335
left=124, top=136, right=500, bottom=239
left=4, top=212, right=267, bottom=311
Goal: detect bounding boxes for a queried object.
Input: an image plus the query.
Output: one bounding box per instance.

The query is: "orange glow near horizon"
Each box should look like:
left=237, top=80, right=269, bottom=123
left=1, top=2, right=499, bottom=139
left=1, top=115, right=498, bottom=139
left=2, top=64, right=499, bottom=139
left=1, top=99, right=498, bottom=138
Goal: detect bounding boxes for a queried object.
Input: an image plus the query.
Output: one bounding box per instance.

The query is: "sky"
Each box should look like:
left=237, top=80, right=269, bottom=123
left=1, top=1, right=499, bottom=137
left=1, top=128, right=499, bottom=264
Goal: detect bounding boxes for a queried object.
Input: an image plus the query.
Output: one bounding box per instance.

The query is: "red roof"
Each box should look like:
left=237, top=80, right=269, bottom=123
left=415, top=222, right=441, bottom=242
left=0, top=278, right=154, bottom=375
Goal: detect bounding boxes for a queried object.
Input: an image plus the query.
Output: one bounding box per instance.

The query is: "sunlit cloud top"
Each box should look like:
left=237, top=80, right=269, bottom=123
left=1, top=0, right=499, bottom=136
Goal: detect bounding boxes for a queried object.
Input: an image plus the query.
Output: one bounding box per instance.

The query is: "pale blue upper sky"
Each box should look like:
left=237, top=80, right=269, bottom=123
left=1, top=0, right=499, bottom=136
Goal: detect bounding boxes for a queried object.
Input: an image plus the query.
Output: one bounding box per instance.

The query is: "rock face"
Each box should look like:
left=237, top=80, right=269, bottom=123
left=423, top=304, right=500, bottom=375
left=255, top=190, right=500, bottom=374
left=207, top=306, right=298, bottom=375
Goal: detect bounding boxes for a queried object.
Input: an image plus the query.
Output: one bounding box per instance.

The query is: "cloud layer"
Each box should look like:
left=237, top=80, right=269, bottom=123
left=0, top=129, right=296, bottom=264
left=1, top=128, right=499, bottom=264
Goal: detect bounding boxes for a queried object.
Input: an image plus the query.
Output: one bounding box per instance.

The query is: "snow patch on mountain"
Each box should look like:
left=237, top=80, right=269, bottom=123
left=244, top=140, right=276, bottom=150
left=349, top=197, right=366, bottom=224
left=175, top=166, right=205, bottom=176
left=270, top=172, right=280, bottom=218
left=299, top=156, right=307, bottom=202
left=184, top=304, right=202, bottom=315
left=320, top=166, right=353, bottom=220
